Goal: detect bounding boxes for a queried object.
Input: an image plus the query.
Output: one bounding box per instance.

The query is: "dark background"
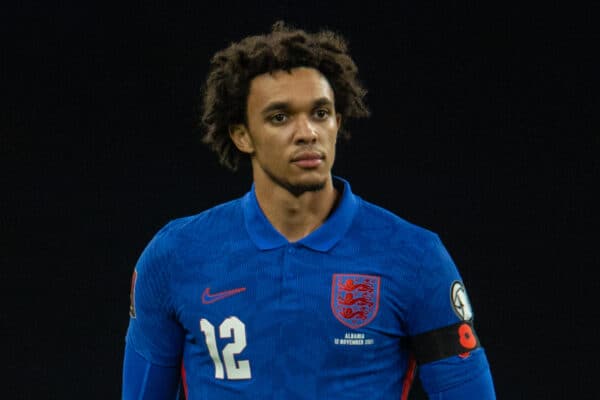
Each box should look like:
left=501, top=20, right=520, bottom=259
left=3, top=1, right=598, bottom=399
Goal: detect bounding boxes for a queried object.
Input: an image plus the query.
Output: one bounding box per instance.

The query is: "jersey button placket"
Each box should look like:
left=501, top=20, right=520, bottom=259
left=282, top=245, right=297, bottom=297
left=286, top=246, right=295, bottom=278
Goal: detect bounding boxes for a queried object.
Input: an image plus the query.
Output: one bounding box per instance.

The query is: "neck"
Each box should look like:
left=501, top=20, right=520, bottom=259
left=253, top=174, right=339, bottom=242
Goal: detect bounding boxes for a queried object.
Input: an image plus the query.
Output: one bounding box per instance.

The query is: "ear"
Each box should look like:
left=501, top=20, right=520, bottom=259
left=336, top=113, right=342, bottom=129
left=229, top=124, right=254, bottom=154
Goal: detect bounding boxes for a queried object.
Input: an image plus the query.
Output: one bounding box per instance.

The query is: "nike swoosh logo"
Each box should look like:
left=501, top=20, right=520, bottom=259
left=201, top=287, right=246, bottom=304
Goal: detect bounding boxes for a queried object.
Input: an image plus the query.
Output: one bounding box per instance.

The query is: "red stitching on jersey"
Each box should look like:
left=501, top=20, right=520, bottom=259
left=181, top=361, right=189, bottom=399
left=401, top=354, right=417, bottom=400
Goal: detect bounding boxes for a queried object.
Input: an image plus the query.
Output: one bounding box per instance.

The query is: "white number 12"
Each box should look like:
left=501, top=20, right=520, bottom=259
left=199, top=316, right=251, bottom=380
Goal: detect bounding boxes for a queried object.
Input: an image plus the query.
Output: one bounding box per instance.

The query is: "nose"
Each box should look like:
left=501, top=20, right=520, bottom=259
left=293, top=115, right=317, bottom=144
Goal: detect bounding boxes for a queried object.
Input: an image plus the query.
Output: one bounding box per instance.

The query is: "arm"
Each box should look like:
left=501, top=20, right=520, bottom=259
left=418, top=349, right=496, bottom=399
left=408, top=235, right=496, bottom=399
left=122, top=343, right=181, bottom=399
left=122, top=224, right=185, bottom=398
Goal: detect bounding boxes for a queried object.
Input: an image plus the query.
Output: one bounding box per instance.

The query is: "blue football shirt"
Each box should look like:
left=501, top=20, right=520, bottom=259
left=125, top=177, right=494, bottom=399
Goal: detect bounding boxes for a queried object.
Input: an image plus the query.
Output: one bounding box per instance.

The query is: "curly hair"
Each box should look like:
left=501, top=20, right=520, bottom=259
left=200, top=21, right=370, bottom=171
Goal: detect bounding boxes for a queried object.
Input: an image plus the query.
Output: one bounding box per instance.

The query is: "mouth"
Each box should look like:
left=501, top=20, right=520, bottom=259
left=291, top=151, right=324, bottom=168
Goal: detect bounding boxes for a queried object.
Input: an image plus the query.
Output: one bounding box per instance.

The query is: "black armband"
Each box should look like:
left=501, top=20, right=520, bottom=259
left=411, top=321, right=480, bottom=365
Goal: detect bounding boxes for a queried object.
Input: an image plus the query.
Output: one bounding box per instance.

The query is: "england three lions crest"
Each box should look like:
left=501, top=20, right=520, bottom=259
left=331, top=274, right=380, bottom=329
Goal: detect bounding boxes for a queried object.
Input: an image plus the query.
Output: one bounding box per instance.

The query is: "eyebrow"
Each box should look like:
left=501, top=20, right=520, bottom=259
left=260, top=97, right=334, bottom=116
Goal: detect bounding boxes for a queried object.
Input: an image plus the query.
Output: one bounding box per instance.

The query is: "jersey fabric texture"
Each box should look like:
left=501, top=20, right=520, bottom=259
left=124, top=177, right=495, bottom=399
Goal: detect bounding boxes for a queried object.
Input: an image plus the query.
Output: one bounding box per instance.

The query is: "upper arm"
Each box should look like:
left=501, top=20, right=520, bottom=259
left=125, top=229, right=184, bottom=366
left=407, top=236, right=496, bottom=398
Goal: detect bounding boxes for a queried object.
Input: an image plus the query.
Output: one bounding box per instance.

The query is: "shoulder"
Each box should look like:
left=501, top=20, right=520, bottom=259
left=352, top=199, right=462, bottom=296
left=353, top=196, right=441, bottom=256
left=144, top=197, right=244, bottom=255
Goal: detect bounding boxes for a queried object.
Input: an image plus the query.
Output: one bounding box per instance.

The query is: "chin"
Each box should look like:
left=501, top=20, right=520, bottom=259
left=287, top=181, right=326, bottom=197
left=263, top=166, right=330, bottom=196
left=297, top=180, right=326, bottom=191
left=296, top=170, right=329, bottom=186
left=283, top=174, right=328, bottom=196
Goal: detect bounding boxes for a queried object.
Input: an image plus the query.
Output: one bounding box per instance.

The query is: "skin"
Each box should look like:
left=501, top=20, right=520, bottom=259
left=230, top=67, right=342, bottom=242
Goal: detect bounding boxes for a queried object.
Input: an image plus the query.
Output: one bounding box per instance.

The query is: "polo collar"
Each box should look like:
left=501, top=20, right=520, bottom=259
left=242, top=176, right=358, bottom=252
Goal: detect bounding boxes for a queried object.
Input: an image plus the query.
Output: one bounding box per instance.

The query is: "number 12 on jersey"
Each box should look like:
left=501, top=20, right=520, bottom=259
left=199, top=316, right=252, bottom=380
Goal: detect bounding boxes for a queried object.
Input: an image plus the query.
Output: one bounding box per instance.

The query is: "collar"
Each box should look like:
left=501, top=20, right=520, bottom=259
left=242, top=176, right=358, bottom=252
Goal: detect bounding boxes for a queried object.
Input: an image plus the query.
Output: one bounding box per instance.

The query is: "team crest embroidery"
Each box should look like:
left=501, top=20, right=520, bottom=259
left=331, top=274, right=380, bottom=329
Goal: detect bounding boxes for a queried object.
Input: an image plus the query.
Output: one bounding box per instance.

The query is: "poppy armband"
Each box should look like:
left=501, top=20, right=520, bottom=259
left=410, top=321, right=481, bottom=365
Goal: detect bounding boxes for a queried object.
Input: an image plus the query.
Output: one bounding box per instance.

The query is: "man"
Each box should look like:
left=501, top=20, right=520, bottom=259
left=123, top=21, right=496, bottom=399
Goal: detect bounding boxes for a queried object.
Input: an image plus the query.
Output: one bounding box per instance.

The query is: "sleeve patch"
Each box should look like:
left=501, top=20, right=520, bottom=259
left=129, top=269, right=137, bottom=318
left=450, top=280, right=473, bottom=321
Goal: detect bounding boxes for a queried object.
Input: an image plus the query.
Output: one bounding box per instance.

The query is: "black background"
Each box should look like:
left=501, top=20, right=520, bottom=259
left=3, top=1, right=598, bottom=399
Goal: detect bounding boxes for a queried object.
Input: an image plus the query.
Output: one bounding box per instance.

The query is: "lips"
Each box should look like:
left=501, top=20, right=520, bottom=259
left=292, top=151, right=323, bottom=161
left=291, top=151, right=324, bottom=168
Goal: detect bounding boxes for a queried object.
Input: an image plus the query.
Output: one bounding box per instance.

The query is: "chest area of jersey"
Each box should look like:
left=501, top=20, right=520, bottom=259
left=172, top=245, right=417, bottom=390
left=192, top=271, right=382, bottom=331
left=175, top=245, right=414, bottom=338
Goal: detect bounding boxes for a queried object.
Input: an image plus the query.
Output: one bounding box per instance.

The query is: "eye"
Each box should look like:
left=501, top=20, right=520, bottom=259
left=314, top=109, right=330, bottom=120
left=270, top=113, right=288, bottom=124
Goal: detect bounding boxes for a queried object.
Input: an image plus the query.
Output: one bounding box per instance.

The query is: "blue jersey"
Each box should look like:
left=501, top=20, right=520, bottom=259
left=124, top=177, right=495, bottom=399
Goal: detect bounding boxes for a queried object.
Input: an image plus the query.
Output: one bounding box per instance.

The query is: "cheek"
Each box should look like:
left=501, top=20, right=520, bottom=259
left=257, top=136, right=289, bottom=161
left=328, top=135, right=338, bottom=164
left=328, top=126, right=339, bottom=147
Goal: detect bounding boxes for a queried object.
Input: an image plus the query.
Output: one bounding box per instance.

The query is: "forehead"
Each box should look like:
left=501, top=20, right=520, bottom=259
left=247, top=67, right=335, bottom=109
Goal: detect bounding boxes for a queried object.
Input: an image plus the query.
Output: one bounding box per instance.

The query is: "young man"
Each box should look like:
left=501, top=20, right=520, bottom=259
left=122, top=22, right=496, bottom=399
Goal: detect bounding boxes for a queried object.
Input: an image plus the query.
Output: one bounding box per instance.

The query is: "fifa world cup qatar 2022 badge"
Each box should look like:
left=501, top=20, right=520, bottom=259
left=129, top=269, right=137, bottom=318
left=331, top=274, right=380, bottom=329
